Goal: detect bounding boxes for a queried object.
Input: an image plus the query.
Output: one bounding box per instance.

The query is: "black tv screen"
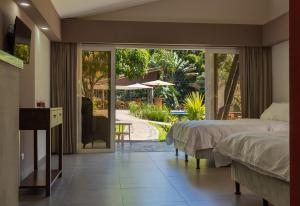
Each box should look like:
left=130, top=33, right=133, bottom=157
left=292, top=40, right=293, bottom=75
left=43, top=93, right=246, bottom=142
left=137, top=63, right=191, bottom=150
left=14, top=17, right=31, bottom=64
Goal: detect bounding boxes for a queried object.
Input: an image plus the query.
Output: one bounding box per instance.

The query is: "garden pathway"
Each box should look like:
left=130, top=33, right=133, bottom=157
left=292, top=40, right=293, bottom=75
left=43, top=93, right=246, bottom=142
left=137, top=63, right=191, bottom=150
left=116, top=110, right=159, bottom=141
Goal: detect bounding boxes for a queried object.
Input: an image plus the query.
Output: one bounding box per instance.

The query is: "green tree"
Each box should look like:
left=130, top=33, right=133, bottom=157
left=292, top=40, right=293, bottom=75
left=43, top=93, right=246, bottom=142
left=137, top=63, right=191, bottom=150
left=116, top=48, right=150, bottom=80
left=82, top=50, right=110, bottom=100
left=173, top=50, right=206, bottom=103
left=149, top=49, right=177, bottom=80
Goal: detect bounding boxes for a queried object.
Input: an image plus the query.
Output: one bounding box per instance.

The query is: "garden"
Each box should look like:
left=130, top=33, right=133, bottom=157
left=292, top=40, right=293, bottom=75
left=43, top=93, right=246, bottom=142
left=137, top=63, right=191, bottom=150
left=82, top=48, right=240, bottom=142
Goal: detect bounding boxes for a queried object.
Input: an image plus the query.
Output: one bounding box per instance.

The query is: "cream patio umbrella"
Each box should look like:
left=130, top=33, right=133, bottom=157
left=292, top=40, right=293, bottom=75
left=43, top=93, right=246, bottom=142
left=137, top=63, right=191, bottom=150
left=142, top=80, right=174, bottom=86
left=116, top=83, right=154, bottom=104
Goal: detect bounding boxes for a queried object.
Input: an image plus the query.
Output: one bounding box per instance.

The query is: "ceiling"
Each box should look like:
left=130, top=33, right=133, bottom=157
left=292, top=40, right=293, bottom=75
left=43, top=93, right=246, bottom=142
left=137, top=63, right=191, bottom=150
left=50, top=0, right=160, bottom=18
left=51, top=0, right=289, bottom=25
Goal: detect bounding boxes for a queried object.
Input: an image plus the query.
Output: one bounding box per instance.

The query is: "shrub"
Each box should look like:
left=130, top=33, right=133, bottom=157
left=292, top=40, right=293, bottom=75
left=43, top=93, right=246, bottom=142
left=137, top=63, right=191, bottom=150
left=183, top=92, right=205, bottom=120
left=154, top=86, right=179, bottom=109
left=129, top=103, right=170, bottom=122
left=128, top=101, right=140, bottom=116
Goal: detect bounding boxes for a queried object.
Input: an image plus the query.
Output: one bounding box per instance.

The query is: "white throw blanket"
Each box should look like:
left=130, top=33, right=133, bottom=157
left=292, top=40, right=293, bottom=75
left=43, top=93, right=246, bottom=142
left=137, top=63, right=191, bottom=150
left=214, top=131, right=289, bottom=182
left=166, top=119, right=289, bottom=156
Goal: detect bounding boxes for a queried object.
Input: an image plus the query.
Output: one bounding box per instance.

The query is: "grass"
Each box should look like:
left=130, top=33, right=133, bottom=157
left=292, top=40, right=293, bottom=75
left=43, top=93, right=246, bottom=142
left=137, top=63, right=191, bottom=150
left=149, top=122, right=170, bottom=142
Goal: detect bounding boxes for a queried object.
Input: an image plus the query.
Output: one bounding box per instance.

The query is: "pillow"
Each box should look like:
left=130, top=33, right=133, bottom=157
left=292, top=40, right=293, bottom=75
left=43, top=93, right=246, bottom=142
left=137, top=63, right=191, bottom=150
left=260, top=102, right=289, bottom=122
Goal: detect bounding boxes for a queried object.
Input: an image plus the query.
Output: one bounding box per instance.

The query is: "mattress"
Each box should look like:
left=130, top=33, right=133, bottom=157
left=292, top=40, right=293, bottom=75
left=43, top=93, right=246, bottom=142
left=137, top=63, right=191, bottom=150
left=214, top=131, right=289, bottom=182
left=166, top=119, right=289, bottom=156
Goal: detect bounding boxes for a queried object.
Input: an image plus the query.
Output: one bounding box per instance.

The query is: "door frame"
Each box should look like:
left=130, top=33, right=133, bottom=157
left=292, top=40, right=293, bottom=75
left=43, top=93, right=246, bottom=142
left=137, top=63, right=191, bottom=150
left=77, top=44, right=116, bottom=153
left=290, top=0, right=299, bottom=204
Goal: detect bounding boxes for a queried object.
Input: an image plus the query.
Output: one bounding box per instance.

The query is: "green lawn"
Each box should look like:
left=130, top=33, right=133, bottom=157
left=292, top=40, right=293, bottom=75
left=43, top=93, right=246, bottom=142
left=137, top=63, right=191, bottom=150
left=149, top=122, right=170, bottom=142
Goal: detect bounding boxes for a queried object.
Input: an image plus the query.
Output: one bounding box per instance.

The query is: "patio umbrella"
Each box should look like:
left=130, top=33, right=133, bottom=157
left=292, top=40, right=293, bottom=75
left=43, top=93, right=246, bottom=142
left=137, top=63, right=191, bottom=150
left=142, top=80, right=174, bottom=86
left=116, top=83, right=153, bottom=90
left=116, top=83, right=154, bottom=104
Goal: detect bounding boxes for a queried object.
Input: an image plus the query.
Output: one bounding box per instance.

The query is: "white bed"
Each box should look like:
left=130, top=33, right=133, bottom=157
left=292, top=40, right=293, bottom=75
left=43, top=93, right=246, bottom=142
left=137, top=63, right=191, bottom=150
left=166, top=103, right=289, bottom=168
left=214, top=131, right=290, bottom=206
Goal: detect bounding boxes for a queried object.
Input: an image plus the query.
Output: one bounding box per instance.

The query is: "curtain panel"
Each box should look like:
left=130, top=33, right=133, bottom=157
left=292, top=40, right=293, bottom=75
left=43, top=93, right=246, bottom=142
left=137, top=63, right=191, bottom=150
left=240, top=47, right=273, bottom=118
left=51, top=42, right=77, bottom=154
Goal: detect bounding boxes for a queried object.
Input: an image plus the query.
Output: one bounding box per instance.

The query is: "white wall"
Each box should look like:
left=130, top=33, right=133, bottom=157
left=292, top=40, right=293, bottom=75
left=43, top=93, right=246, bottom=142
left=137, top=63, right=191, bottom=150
left=272, top=41, right=289, bottom=102
left=34, top=26, right=51, bottom=160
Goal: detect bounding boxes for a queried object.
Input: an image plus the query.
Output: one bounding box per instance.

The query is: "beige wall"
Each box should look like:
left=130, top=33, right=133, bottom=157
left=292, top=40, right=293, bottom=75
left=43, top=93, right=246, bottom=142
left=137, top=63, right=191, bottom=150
left=272, top=41, right=289, bottom=102
left=263, top=13, right=289, bottom=46
left=34, top=26, right=50, bottom=161
left=62, top=19, right=262, bottom=46
left=0, top=0, right=51, bottom=179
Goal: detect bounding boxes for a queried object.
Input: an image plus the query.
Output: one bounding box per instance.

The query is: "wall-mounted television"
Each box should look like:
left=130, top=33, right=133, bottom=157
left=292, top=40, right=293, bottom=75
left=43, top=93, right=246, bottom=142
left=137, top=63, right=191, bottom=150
left=13, top=17, right=32, bottom=64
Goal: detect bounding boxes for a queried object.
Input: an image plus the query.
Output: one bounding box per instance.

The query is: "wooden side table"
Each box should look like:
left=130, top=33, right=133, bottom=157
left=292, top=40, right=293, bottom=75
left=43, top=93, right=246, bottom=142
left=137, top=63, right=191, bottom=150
left=115, top=122, right=132, bottom=143
left=19, top=108, right=63, bottom=196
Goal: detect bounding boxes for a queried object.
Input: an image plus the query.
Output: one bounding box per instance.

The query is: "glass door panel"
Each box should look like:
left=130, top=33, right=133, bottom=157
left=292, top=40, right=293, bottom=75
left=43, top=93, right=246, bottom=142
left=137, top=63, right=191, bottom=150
left=80, top=47, right=115, bottom=150
left=214, top=53, right=241, bottom=120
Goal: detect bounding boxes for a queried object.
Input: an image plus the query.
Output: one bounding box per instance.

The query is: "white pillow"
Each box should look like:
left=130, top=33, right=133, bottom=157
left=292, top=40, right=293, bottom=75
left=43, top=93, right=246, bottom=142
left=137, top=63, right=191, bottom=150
left=260, top=102, right=289, bottom=122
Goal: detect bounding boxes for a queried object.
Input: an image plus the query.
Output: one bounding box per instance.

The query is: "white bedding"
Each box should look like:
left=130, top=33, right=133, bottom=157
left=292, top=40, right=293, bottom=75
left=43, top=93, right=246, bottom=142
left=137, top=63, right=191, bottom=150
left=214, top=131, right=289, bottom=182
left=166, top=119, right=289, bottom=156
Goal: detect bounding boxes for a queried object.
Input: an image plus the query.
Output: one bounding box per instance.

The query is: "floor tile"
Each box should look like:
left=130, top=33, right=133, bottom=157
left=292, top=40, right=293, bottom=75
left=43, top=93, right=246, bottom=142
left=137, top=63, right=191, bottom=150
left=19, top=151, right=262, bottom=206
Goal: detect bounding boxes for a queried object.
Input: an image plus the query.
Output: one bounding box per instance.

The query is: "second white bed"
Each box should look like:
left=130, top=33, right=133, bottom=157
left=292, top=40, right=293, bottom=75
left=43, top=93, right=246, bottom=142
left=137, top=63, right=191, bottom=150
left=167, top=119, right=288, bottom=156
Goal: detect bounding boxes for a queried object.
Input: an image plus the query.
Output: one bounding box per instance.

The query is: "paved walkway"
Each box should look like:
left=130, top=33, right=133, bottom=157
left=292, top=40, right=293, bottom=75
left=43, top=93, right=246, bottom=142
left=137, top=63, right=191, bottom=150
left=116, top=110, right=159, bottom=141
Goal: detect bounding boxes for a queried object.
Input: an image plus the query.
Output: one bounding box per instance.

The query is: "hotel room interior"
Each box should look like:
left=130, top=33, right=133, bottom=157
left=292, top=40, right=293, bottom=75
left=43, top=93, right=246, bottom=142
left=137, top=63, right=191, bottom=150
left=0, top=0, right=299, bottom=205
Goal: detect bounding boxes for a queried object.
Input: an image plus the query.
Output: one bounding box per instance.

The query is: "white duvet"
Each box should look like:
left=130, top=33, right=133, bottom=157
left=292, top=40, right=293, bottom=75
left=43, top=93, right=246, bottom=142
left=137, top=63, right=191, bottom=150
left=214, top=132, right=289, bottom=182
left=166, top=119, right=289, bottom=156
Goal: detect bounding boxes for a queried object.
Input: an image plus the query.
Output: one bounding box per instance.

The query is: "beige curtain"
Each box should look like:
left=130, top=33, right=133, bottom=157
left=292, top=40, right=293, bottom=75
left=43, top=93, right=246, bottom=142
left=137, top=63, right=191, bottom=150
left=51, top=42, right=77, bottom=154
left=240, top=47, right=272, bottom=118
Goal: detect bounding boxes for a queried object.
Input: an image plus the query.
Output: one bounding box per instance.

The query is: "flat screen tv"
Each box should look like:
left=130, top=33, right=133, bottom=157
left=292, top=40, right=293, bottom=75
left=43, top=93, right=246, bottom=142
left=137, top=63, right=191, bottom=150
left=13, top=17, right=32, bottom=64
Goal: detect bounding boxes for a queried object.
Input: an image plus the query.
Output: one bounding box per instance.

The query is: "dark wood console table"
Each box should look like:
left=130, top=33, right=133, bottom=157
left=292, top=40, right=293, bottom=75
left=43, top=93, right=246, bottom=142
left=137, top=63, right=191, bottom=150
left=19, top=107, right=63, bottom=196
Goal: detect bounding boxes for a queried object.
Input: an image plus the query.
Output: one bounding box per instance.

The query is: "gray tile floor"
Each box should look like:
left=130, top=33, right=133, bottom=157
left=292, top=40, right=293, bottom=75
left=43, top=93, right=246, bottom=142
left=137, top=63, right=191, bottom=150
left=19, top=151, right=262, bottom=206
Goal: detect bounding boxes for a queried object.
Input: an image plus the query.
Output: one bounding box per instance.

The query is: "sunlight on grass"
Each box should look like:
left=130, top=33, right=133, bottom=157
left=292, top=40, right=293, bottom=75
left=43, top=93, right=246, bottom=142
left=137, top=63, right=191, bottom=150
left=149, top=122, right=170, bottom=142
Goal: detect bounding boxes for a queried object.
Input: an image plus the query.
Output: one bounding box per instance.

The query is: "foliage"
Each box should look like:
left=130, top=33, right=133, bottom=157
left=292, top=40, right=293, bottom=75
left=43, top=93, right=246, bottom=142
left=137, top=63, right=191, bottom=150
left=168, top=115, right=178, bottom=124
left=129, top=102, right=170, bottom=122
left=183, top=92, right=205, bottom=120
left=82, top=50, right=110, bottom=100
left=216, top=54, right=234, bottom=82
left=116, top=48, right=150, bottom=80
left=215, top=54, right=241, bottom=113
left=173, top=50, right=206, bottom=104
left=149, top=49, right=177, bottom=80
left=154, top=86, right=179, bottom=109
left=14, top=43, right=30, bottom=64
left=149, top=122, right=171, bottom=142
left=128, top=101, right=140, bottom=114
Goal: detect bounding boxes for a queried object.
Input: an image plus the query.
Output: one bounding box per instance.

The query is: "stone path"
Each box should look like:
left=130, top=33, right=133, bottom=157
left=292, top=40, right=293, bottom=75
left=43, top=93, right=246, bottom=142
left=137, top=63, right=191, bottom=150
left=116, top=110, right=159, bottom=141
left=116, top=141, right=174, bottom=152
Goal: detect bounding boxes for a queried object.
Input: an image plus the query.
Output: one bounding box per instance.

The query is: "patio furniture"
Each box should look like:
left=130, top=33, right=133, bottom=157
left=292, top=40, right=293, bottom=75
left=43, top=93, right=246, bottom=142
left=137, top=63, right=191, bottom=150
left=170, top=110, right=188, bottom=121
left=115, top=122, right=132, bottom=143
left=81, top=97, right=93, bottom=148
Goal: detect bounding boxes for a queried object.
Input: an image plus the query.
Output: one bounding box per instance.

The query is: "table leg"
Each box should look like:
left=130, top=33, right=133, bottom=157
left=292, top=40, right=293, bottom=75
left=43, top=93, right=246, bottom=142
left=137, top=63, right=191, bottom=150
left=59, top=124, right=63, bottom=178
left=122, top=125, right=125, bottom=144
left=34, top=130, right=38, bottom=170
left=185, top=153, right=188, bottom=162
left=128, top=125, right=131, bottom=143
left=235, top=182, right=241, bottom=195
left=46, top=128, right=51, bottom=196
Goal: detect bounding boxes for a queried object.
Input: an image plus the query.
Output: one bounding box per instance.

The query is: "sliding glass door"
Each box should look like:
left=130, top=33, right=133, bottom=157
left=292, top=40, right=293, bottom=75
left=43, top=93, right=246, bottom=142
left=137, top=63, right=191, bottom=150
left=205, top=49, right=241, bottom=120
left=78, top=45, right=115, bottom=152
